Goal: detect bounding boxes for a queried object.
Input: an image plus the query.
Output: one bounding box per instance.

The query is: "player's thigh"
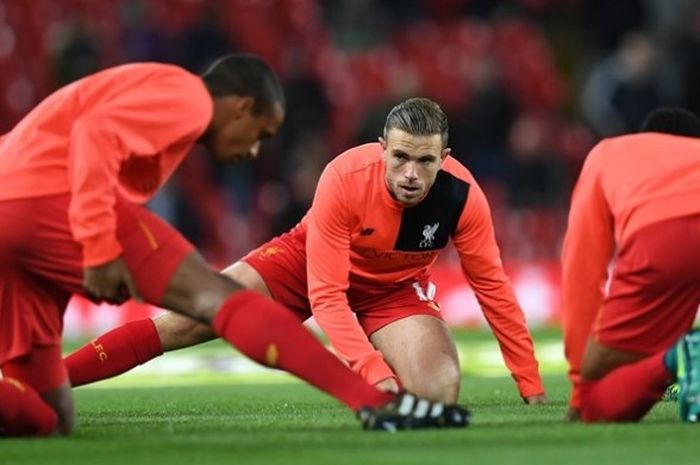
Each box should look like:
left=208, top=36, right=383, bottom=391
left=580, top=339, right=648, bottom=381
left=588, top=216, right=700, bottom=378
left=154, top=260, right=272, bottom=350
left=160, top=252, right=243, bottom=323
left=369, top=314, right=460, bottom=403
left=221, top=260, right=272, bottom=297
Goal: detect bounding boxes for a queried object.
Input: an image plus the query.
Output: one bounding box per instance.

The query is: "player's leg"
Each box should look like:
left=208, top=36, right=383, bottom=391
left=0, top=267, right=71, bottom=436
left=370, top=315, right=460, bottom=403
left=577, top=216, right=700, bottom=422
left=66, top=261, right=270, bottom=386
left=156, top=261, right=272, bottom=350
left=161, top=255, right=470, bottom=429
left=109, top=202, right=392, bottom=412
left=2, top=348, right=73, bottom=435
left=354, top=279, right=460, bottom=403
left=578, top=340, right=675, bottom=422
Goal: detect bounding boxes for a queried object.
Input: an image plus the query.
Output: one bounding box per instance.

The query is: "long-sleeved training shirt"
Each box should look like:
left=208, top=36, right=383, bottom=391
left=0, top=63, right=213, bottom=267
left=304, top=142, right=544, bottom=396
left=562, top=133, right=700, bottom=408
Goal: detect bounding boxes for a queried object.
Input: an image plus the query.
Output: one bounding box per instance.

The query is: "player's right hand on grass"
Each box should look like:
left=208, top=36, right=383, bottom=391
left=83, top=257, right=142, bottom=304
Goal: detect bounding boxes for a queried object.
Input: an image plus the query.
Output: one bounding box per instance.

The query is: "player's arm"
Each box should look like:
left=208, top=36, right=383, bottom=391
left=306, top=165, right=397, bottom=388
left=452, top=181, right=545, bottom=400
left=69, top=67, right=211, bottom=299
left=561, top=143, right=615, bottom=416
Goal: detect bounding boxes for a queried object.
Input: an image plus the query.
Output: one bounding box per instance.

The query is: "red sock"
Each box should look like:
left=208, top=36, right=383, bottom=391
left=0, top=378, right=57, bottom=436
left=580, top=351, right=673, bottom=422
left=212, top=291, right=393, bottom=411
left=65, top=319, right=163, bottom=387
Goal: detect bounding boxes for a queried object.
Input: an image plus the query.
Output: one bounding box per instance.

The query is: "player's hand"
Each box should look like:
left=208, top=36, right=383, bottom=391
left=375, top=377, right=400, bottom=394
left=565, top=407, right=581, bottom=422
left=524, top=393, right=548, bottom=405
left=83, top=257, right=142, bottom=304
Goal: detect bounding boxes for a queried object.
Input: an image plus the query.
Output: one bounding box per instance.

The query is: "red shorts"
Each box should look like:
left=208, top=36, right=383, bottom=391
left=0, top=194, right=194, bottom=390
left=242, top=226, right=444, bottom=336
left=595, top=214, right=700, bottom=353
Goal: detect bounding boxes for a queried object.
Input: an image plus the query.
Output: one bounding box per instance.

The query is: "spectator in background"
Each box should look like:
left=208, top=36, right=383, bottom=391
left=581, top=32, right=679, bottom=137
left=52, top=18, right=102, bottom=86
left=450, top=56, right=515, bottom=181
left=675, top=3, right=700, bottom=120
left=504, top=113, right=565, bottom=210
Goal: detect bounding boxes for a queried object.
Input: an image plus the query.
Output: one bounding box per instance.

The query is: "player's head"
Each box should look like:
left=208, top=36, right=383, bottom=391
left=639, top=108, right=700, bottom=138
left=200, top=53, right=285, bottom=163
left=380, top=97, right=450, bottom=207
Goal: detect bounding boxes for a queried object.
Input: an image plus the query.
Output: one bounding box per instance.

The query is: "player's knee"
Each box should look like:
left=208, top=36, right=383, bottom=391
left=405, top=362, right=461, bottom=403
left=161, top=316, right=216, bottom=350
left=188, top=273, right=243, bottom=323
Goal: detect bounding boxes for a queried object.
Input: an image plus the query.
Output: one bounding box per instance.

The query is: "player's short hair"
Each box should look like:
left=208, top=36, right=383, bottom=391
left=384, top=97, right=449, bottom=148
left=639, top=108, right=700, bottom=138
left=201, top=53, right=285, bottom=116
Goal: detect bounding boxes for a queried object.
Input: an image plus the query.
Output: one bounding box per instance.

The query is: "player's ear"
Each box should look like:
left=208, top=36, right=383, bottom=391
left=379, top=136, right=387, bottom=150
left=441, top=147, right=451, bottom=160
left=237, top=96, right=255, bottom=115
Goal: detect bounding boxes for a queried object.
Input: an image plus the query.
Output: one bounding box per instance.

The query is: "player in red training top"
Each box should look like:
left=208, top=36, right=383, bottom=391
left=66, top=98, right=546, bottom=405
left=0, top=56, right=467, bottom=436
left=562, top=108, right=700, bottom=423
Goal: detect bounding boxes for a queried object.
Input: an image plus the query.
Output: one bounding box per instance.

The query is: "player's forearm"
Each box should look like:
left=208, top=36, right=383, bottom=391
left=310, top=295, right=395, bottom=385
left=492, top=331, right=545, bottom=396
left=68, top=119, right=125, bottom=266
left=477, top=293, right=545, bottom=395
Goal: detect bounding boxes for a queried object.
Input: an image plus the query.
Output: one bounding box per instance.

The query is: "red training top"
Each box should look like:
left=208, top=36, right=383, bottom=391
left=0, top=63, right=212, bottom=267
left=562, top=133, right=700, bottom=408
left=304, top=142, right=544, bottom=397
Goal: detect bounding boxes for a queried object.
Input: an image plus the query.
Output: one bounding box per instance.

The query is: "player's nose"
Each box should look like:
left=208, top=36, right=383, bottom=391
left=404, top=162, right=419, bottom=181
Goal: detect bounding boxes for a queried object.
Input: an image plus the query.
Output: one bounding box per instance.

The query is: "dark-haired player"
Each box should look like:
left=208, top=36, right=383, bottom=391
left=563, top=107, right=700, bottom=422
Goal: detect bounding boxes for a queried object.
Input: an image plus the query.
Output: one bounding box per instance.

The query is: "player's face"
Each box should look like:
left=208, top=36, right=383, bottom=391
left=203, top=96, right=284, bottom=164
left=381, top=129, right=449, bottom=207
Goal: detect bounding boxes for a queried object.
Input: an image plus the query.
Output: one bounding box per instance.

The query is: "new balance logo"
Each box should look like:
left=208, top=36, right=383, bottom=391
left=360, top=228, right=374, bottom=236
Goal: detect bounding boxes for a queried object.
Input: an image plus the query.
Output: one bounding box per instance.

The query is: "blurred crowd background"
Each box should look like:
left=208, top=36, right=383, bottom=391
left=0, top=0, right=696, bottom=271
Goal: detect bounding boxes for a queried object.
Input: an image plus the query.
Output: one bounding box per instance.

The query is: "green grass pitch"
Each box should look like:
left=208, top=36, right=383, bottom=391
left=2, top=331, right=699, bottom=464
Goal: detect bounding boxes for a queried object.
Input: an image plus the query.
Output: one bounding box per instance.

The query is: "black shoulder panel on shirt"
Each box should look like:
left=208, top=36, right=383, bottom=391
left=393, top=170, right=470, bottom=251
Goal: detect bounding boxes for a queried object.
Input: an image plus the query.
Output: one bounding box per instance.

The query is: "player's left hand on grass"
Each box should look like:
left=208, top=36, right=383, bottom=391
left=83, top=257, right=143, bottom=305
left=523, top=393, right=548, bottom=405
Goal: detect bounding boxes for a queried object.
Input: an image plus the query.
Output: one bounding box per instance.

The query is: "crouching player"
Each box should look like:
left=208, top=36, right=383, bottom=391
left=563, top=108, right=700, bottom=422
